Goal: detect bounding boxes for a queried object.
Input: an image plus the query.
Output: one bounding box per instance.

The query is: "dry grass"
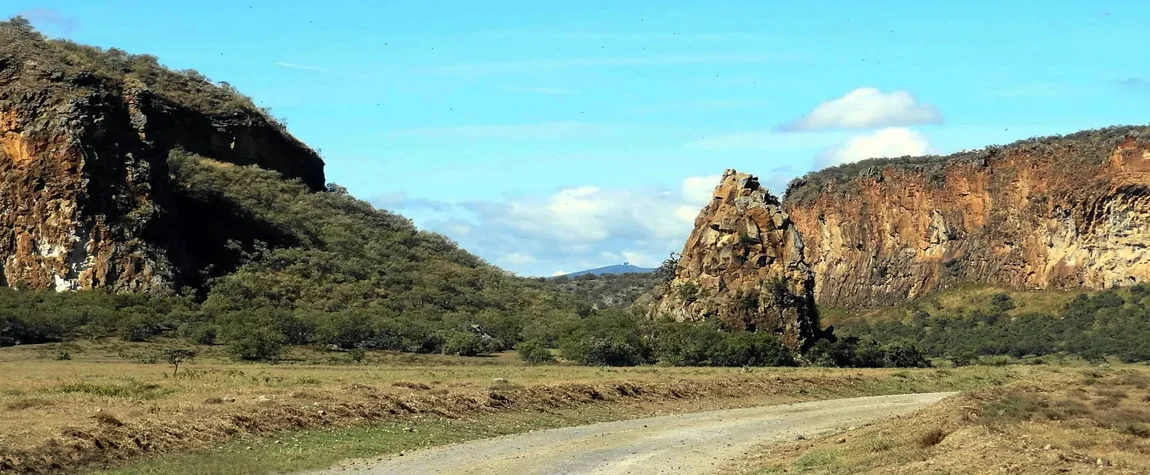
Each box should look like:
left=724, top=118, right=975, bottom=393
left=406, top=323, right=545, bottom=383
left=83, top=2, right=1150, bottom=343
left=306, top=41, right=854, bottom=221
left=729, top=365, right=1150, bottom=474
left=0, top=340, right=1018, bottom=474
left=821, top=283, right=1087, bottom=327
left=917, top=428, right=948, bottom=448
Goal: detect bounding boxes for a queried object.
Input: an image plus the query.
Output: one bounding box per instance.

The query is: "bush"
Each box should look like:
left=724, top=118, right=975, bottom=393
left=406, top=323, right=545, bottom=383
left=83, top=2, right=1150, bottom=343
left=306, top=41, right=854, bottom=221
left=716, top=332, right=796, bottom=367
left=990, top=293, right=1015, bottom=312
left=515, top=340, right=554, bottom=364
left=227, top=330, right=283, bottom=361
left=442, top=332, right=500, bottom=357
left=881, top=340, right=930, bottom=368
left=184, top=324, right=217, bottom=345
left=578, top=338, right=647, bottom=366
left=804, top=337, right=928, bottom=368
left=348, top=347, right=366, bottom=364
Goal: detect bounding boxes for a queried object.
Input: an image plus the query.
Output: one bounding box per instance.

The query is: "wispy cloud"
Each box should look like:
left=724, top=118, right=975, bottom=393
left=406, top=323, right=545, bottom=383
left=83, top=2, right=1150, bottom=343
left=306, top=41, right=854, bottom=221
left=370, top=192, right=453, bottom=212
left=423, top=53, right=785, bottom=76
left=684, top=130, right=839, bottom=152
left=1119, top=78, right=1150, bottom=93
left=275, top=62, right=326, bottom=72
left=18, top=8, right=77, bottom=35
left=502, top=86, right=582, bottom=95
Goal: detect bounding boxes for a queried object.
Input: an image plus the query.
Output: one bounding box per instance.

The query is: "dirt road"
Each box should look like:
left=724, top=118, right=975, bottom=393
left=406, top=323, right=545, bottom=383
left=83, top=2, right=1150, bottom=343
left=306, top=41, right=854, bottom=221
left=309, top=392, right=954, bottom=475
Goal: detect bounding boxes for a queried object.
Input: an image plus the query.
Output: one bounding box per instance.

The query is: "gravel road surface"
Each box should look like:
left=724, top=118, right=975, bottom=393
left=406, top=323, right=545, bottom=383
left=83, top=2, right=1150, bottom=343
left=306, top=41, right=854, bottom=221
left=310, top=391, right=955, bottom=475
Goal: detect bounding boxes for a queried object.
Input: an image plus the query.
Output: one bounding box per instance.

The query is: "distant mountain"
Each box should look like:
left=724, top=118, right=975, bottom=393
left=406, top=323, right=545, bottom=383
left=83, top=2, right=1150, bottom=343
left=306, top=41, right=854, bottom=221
left=563, top=264, right=656, bottom=277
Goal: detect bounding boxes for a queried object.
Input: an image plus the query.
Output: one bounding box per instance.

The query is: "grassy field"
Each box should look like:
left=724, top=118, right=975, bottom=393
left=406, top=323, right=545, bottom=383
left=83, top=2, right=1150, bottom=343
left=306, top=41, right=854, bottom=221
left=1, top=339, right=1022, bottom=474
left=820, top=283, right=1085, bottom=327
left=728, top=364, right=1150, bottom=474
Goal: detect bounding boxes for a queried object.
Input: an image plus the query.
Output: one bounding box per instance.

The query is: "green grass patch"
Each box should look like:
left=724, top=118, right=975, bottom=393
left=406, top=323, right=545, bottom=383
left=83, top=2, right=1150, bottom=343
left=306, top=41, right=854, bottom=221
left=793, top=449, right=841, bottom=471
left=90, top=405, right=675, bottom=475
left=54, top=381, right=172, bottom=400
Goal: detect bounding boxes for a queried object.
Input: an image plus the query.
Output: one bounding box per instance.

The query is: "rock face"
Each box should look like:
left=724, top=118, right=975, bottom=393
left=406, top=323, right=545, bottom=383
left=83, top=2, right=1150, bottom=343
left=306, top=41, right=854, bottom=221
left=783, top=125, right=1150, bottom=308
left=653, top=170, right=821, bottom=349
left=0, top=23, right=324, bottom=292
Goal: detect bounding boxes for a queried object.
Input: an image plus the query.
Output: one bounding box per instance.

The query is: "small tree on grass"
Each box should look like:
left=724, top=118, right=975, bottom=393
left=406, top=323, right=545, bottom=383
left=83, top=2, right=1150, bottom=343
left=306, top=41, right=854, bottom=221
left=163, top=348, right=196, bottom=376
left=348, top=347, right=366, bottom=364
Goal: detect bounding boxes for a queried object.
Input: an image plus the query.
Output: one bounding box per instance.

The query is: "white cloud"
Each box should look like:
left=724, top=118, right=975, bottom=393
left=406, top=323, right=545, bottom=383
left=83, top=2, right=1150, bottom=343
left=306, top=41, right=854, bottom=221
left=819, top=127, right=930, bottom=167
left=782, top=88, right=941, bottom=131
left=620, top=251, right=659, bottom=268
left=408, top=175, right=750, bottom=276
left=275, top=62, right=326, bottom=72
left=502, top=253, right=537, bottom=265
left=681, top=175, right=722, bottom=205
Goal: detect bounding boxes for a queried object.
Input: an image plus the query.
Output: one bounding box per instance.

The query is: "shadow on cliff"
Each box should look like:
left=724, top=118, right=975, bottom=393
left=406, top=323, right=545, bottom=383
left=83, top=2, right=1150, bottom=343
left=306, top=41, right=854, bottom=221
left=167, top=186, right=299, bottom=295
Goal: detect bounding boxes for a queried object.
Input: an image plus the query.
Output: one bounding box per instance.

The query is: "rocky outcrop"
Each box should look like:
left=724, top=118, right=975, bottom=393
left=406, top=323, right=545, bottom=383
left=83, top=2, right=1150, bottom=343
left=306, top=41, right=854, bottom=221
left=653, top=170, right=822, bottom=349
left=0, top=23, right=325, bottom=292
left=784, top=125, right=1150, bottom=308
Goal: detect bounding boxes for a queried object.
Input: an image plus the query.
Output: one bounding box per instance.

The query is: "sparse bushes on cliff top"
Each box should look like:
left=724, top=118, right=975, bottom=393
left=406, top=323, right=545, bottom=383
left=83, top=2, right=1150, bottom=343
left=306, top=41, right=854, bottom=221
left=784, top=125, right=1148, bottom=204
left=0, top=17, right=291, bottom=132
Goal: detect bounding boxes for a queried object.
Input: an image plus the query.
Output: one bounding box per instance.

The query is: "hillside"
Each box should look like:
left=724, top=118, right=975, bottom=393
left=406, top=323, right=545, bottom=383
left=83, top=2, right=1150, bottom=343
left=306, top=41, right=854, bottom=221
left=0, top=17, right=324, bottom=292
left=0, top=18, right=582, bottom=353
left=784, top=125, right=1150, bottom=308
left=562, top=264, right=655, bottom=277
left=548, top=271, right=660, bottom=309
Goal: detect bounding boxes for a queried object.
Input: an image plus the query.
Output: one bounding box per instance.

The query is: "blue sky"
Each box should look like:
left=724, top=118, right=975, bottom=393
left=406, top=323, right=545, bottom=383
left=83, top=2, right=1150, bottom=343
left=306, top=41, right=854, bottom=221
left=7, top=1, right=1150, bottom=275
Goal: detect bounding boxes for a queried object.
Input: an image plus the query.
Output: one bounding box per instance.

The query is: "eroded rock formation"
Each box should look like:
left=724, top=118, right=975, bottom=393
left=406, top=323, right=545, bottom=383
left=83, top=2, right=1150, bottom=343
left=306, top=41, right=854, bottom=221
left=653, top=169, right=821, bottom=349
left=784, top=125, right=1150, bottom=308
left=0, top=24, right=324, bottom=292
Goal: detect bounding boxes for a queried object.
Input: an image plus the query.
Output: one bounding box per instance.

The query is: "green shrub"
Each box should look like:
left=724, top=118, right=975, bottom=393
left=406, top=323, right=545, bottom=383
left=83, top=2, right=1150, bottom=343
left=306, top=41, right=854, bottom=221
left=577, top=338, right=648, bottom=366
left=348, top=347, right=366, bottom=364
left=442, top=332, right=500, bottom=357
left=515, top=340, right=554, bottom=364
left=227, top=329, right=283, bottom=361
left=184, top=324, right=217, bottom=345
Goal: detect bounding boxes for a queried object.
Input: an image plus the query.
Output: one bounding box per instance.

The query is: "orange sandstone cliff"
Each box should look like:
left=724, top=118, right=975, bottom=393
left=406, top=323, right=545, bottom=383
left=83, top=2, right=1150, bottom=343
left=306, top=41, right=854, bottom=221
left=660, top=125, right=1150, bottom=321
left=782, top=125, right=1150, bottom=308
left=653, top=170, right=822, bottom=349
left=0, top=22, right=324, bottom=292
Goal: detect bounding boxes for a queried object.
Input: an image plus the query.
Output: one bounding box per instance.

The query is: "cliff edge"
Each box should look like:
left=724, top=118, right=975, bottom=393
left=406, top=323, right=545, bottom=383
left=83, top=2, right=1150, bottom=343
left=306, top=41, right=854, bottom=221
left=785, top=125, right=1150, bottom=308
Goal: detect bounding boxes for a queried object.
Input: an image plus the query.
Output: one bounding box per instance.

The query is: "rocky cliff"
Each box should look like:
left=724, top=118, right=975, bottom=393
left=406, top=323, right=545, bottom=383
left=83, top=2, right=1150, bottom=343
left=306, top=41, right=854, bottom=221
left=0, top=21, right=324, bottom=292
left=784, top=125, right=1150, bottom=308
left=653, top=169, right=822, bottom=349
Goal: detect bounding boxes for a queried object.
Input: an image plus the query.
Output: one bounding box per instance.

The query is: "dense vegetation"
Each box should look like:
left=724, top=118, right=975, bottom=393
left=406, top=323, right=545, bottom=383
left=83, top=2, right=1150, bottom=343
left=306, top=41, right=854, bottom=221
left=0, top=151, right=587, bottom=360
left=840, top=287, right=1150, bottom=364
left=547, top=272, right=661, bottom=309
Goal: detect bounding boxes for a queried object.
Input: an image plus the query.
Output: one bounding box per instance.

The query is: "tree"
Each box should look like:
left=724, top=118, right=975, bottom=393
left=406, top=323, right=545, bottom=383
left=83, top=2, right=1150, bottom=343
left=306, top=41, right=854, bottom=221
left=163, top=348, right=196, bottom=376
left=348, top=347, right=366, bottom=364
left=516, top=340, right=554, bottom=365
left=3, top=16, right=37, bottom=34
left=654, top=252, right=680, bottom=287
